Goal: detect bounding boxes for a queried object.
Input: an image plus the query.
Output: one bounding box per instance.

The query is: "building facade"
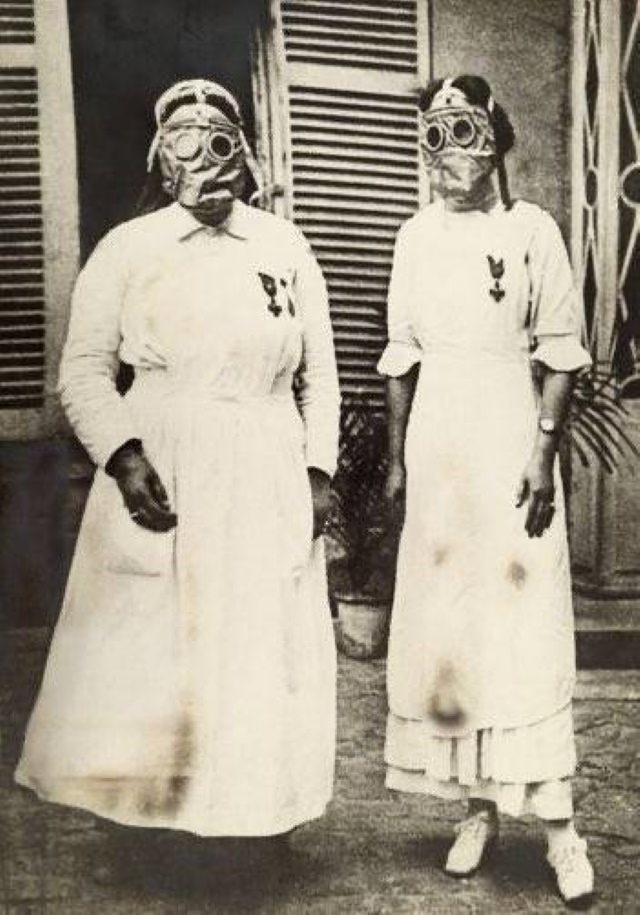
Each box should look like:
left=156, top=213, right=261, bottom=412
left=0, top=0, right=638, bottom=626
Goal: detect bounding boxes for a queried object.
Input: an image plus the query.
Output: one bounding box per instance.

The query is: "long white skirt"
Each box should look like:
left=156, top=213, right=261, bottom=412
left=385, top=351, right=577, bottom=817
left=16, top=376, right=336, bottom=836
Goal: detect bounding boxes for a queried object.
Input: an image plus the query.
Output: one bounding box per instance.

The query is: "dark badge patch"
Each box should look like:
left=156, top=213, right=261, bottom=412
left=258, top=271, right=281, bottom=316
left=280, top=277, right=295, bottom=316
left=487, top=254, right=505, bottom=302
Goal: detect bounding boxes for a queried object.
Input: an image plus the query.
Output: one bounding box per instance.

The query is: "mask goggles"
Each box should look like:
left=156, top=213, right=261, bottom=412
left=160, top=117, right=243, bottom=168
left=419, top=106, right=496, bottom=164
left=146, top=79, right=265, bottom=204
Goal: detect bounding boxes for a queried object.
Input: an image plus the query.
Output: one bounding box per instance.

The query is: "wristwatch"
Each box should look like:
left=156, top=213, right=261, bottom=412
left=539, top=416, right=557, bottom=435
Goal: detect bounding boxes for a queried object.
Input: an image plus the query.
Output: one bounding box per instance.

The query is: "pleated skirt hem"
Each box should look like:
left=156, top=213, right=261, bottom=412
left=385, top=702, right=576, bottom=820
left=386, top=768, right=573, bottom=819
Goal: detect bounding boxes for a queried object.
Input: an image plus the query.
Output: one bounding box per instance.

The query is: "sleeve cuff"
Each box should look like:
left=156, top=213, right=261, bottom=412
left=72, top=417, right=140, bottom=470
left=377, top=341, right=422, bottom=377
left=531, top=335, right=592, bottom=372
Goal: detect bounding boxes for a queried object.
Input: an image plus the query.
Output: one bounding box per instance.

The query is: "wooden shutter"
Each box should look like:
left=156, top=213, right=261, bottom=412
left=0, top=1, right=79, bottom=437
left=255, top=0, right=429, bottom=409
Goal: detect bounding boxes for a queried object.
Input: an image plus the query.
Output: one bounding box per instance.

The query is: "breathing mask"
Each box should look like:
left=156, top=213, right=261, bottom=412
left=147, top=79, right=262, bottom=218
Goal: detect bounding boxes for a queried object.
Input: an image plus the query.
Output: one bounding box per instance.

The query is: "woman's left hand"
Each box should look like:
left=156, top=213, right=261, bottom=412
left=308, top=467, right=332, bottom=539
left=515, top=449, right=556, bottom=538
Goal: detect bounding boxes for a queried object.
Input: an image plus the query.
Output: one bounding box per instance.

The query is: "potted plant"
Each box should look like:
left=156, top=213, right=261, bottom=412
left=324, top=403, right=400, bottom=660
left=568, top=367, right=639, bottom=473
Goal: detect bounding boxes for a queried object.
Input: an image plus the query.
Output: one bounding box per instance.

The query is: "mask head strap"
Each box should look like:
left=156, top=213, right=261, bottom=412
left=430, top=76, right=496, bottom=117
left=154, top=79, right=242, bottom=130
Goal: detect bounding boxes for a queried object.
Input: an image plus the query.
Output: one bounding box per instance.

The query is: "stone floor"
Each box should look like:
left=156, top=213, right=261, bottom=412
left=1, top=631, right=638, bottom=913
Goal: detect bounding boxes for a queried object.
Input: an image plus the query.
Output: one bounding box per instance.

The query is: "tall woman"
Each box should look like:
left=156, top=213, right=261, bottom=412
left=16, top=80, right=340, bottom=841
left=381, top=75, right=594, bottom=905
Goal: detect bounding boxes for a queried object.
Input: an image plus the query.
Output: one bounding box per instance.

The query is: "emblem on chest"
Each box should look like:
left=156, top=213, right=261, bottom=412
left=486, top=255, right=505, bottom=302
left=258, top=271, right=295, bottom=317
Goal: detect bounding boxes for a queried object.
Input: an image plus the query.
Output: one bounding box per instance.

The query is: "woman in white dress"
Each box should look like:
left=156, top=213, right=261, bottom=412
left=381, top=75, right=594, bottom=904
left=16, top=80, right=340, bottom=846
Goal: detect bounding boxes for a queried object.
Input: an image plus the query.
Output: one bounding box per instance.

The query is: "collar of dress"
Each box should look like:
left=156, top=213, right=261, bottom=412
left=435, top=196, right=507, bottom=220
left=163, top=199, right=253, bottom=242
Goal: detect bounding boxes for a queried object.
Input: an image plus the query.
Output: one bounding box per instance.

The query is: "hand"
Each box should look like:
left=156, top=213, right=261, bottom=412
left=515, top=450, right=555, bottom=538
left=109, top=445, right=177, bottom=533
left=308, top=467, right=331, bottom=539
left=384, top=461, right=407, bottom=529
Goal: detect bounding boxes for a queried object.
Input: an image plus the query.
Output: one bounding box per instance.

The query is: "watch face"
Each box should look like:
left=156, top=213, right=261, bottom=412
left=540, top=417, right=556, bottom=433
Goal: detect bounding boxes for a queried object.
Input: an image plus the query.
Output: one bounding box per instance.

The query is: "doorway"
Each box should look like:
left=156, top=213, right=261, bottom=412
left=67, top=0, right=263, bottom=260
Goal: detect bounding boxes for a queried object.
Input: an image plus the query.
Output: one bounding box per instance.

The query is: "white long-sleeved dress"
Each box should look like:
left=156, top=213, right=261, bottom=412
left=16, top=200, right=341, bottom=837
left=379, top=200, right=591, bottom=819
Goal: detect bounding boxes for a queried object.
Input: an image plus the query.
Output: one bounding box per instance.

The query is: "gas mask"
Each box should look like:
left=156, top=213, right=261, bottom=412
left=420, top=82, right=497, bottom=205
left=157, top=107, right=245, bottom=215
left=147, top=79, right=263, bottom=222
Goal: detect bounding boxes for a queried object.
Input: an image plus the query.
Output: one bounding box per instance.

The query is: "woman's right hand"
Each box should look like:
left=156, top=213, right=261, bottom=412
left=384, top=461, right=407, bottom=528
left=109, top=445, right=177, bottom=532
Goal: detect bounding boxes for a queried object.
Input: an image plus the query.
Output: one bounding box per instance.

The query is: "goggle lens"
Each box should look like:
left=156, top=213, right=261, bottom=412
left=421, top=107, right=492, bottom=159
left=452, top=115, right=475, bottom=147
left=173, top=131, right=202, bottom=160
left=425, top=123, right=445, bottom=152
left=208, top=132, right=236, bottom=161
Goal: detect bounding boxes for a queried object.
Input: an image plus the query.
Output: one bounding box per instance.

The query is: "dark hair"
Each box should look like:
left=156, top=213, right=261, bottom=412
left=418, top=74, right=515, bottom=157
left=160, top=91, right=241, bottom=128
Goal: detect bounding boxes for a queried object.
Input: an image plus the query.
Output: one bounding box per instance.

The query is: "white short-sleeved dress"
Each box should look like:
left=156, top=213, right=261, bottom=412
left=16, top=201, right=340, bottom=837
left=378, top=199, right=591, bottom=819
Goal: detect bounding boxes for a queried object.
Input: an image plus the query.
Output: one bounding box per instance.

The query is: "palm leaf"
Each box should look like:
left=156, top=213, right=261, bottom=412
left=576, top=411, right=629, bottom=459
left=571, top=422, right=617, bottom=473
left=571, top=433, right=591, bottom=469
left=574, top=420, right=621, bottom=472
left=569, top=369, right=638, bottom=472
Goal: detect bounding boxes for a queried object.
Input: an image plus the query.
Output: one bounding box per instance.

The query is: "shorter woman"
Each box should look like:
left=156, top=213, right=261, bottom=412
left=381, top=75, right=594, bottom=905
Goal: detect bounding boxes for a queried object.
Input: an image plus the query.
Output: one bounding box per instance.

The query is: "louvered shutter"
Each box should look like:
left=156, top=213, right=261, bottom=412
left=264, top=0, right=429, bottom=409
left=0, top=1, right=79, bottom=437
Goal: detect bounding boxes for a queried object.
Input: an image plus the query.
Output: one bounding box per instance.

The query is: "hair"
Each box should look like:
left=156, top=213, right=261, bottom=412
left=419, top=74, right=515, bottom=208
left=418, top=74, right=515, bottom=156
left=160, top=92, right=241, bottom=128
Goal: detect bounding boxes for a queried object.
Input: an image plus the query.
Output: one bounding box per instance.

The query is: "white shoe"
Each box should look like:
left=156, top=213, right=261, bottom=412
left=547, top=836, right=594, bottom=905
left=444, top=810, right=498, bottom=877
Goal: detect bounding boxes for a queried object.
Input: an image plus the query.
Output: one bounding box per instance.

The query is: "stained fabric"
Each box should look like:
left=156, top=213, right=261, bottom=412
left=16, top=200, right=340, bottom=837
left=378, top=199, right=590, bottom=803
left=386, top=704, right=576, bottom=819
